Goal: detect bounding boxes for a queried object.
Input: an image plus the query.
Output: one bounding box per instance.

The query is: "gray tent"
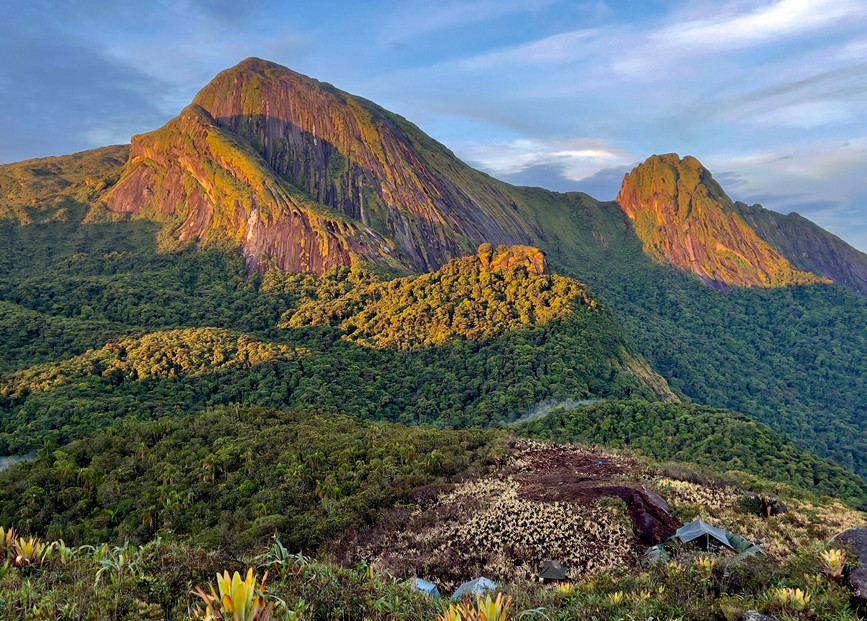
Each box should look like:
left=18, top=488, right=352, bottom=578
left=412, top=578, right=440, bottom=598
left=453, top=577, right=497, bottom=599
left=645, top=521, right=764, bottom=564
left=539, top=560, right=567, bottom=581
left=674, top=519, right=733, bottom=550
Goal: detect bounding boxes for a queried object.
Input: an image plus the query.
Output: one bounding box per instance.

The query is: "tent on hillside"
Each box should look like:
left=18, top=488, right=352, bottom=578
left=453, top=577, right=497, bottom=599
left=539, top=560, right=567, bottom=582
left=674, top=519, right=734, bottom=550
left=412, top=578, right=440, bottom=598
left=644, top=519, right=765, bottom=564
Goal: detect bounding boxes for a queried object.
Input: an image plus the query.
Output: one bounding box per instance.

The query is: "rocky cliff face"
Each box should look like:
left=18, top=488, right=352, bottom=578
left=616, top=154, right=828, bottom=290
left=105, top=57, right=533, bottom=274
left=731, top=201, right=867, bottom=297
left=105, top=104, right=402, bottom=274
left=7, top=59, right=862, bottom=295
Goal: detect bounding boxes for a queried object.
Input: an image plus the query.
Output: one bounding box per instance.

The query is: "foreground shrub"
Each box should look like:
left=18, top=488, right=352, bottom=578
left=436, top=592, right=513, bottom=621
left=192, top=568, right=275, bottom=621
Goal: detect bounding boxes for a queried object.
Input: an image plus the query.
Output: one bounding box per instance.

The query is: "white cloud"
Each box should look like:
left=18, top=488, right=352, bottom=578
left=456, top=137, right=634, bottom=181
left=655, top=0, right=867, bottom=52
left=457, top=29, right=600, bottom=70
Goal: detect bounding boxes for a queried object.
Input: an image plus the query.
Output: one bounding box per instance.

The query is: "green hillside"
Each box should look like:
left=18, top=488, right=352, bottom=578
left=0, top=229, right=665, bottom=453
left=0, top=408, right=508, bottom=550
left=507, top=188, right=867, bottom=479
left=2, top=406, right=865, bottom=620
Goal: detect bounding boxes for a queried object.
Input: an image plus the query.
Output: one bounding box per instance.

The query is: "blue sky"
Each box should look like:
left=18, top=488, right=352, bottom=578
left=2, top=0, right=867, bottom=250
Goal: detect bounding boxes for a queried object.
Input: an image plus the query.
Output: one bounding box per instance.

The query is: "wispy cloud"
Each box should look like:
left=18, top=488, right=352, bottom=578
left=655, top=0, right=867, bottom=52
left=457, top=137, right=634, bottom=183
left=456, top=29, right=600, bottom=70
left=704, top=139, right=867, bottom=244
left=693, top=61, right=867, bottom=123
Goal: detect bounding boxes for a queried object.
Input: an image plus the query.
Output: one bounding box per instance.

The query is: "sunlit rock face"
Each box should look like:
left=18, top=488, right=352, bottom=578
left=107, top=57, right=536, bottom=274
left=616, top=153, right=827, bottom=290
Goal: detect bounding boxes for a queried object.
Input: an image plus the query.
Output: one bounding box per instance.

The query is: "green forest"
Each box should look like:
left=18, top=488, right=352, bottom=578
left=1, top=207, right=866, bottom=503
left=0, top=408, right=508, bottom=551
left=0, top=225, right=662, bottom=454
left=511, top=188, right=867, bottom=479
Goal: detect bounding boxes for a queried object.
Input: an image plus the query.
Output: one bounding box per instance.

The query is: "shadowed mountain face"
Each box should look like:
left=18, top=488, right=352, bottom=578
left=615, top=154, right=827, bottom=291
left=106, top=58, right=533, bottom=273
left=731, top=201, right=867, bottom=297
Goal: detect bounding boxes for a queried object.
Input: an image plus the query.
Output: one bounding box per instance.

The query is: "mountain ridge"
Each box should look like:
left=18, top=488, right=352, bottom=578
left=2, top=57, right=867, bottom=483
left=4, top=59, right=866, bottom=297
left=105, top=57, right=536, bottom=274
left=731, top=200, right=867, bottom=296
left=615, top=153, right=829, bottom=290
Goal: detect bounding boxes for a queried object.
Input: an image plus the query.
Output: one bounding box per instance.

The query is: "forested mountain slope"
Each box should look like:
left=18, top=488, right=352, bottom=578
left=0, top=239, right=666, bottom=454
left=0, top=58, right=866, bottom=486
left=515, top=188, right=867, bottom=478
left=732, top=200, right=867, bottom=296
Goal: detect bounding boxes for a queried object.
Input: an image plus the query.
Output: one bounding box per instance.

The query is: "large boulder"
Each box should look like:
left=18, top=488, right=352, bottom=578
left=849, top=566, right=867, bottom=600
left=834, top=528, right=867, bottom=601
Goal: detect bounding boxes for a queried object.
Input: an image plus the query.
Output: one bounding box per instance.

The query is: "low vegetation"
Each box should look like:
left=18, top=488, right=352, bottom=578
left=1, top=502, right=864, bottom=620
left=517, top=400, right=867, bottom=507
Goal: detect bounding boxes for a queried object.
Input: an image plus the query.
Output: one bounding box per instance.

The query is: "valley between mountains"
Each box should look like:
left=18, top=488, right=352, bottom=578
left=1, top=58, right=867, bottom=620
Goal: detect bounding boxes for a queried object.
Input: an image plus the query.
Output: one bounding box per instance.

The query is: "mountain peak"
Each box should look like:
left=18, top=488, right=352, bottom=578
left=234, top=56, right=277, bottom=70
left=103, top=58, right=533, bottom=275
left=616, top=154, right=828, bottom=290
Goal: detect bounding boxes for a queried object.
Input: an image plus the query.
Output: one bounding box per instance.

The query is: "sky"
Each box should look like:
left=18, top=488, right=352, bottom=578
left=2, top=0, right=867, bottom=250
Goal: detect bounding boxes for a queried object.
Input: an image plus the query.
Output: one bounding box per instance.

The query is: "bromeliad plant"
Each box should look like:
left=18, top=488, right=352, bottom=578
left=254, top=536, right=312, bottom=580
left=192, top=568, right=275, bottom=621
left=13, top=536, right=55, bottom=567
left=94, top=546, right=141, bottom=586
left=554, top=582, right=575, bottom=597
left=436, top=593, right=513, bottom=621
left=819, top=548, right=847, bottom=582
left=769, top=587, right=812, bottom=614
left=0, top=525, right=17, bottom=562
left=694, top=555, right=716, bottom=579
left=476, top=593, right=513, bottom=621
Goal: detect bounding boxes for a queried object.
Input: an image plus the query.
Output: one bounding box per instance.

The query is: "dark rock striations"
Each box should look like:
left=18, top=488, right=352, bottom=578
left=732, top=201, right=867, bottom=296
left=107, top=57, right=534, bottom=274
